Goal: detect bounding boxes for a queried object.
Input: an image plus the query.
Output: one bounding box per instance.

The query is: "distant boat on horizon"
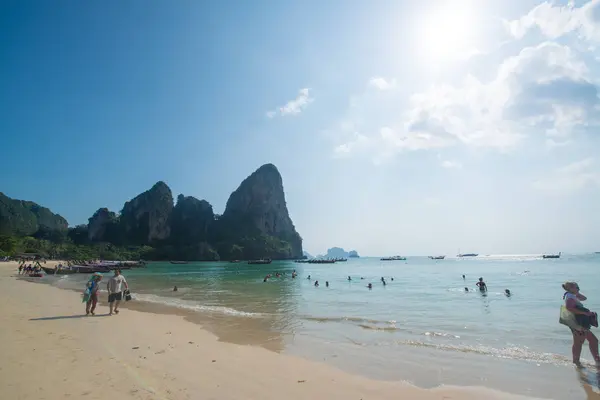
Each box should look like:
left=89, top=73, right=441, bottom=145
left=170, top=261, right=188, bottom=264
left=428, top=255, right=445, bottom=260
left=542, top=252, right=561, bottom=259
left=380, top=256, right=407, bottom=261
left=457, top=253, right=478, bottom=258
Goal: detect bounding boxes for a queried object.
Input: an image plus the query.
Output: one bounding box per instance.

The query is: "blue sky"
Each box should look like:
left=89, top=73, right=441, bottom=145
left=1, top=0, right=599, bottom=256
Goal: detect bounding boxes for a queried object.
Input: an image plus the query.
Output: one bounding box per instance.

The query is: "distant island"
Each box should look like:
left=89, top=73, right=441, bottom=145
left=318, top=247, right=359, bottom=259
left=0, top=164, right=303, bottom=261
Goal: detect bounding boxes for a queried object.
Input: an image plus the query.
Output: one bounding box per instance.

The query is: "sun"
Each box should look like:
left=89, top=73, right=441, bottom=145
left=417, top=2, right=477, bottom=62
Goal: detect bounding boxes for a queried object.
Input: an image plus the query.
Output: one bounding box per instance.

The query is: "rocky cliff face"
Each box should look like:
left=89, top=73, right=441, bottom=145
left=87, top=208, right=118, bottom=241
left=0, top=192, right=68, bottom=236
left=119, top=181, right=173, bottom=245
left=222, top=164, right=302, bottom=258
left=170, top=194, right=214, bottom=245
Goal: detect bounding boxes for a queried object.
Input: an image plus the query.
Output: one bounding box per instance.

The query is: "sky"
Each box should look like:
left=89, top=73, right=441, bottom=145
left=1, top=0, right=599, bottom=256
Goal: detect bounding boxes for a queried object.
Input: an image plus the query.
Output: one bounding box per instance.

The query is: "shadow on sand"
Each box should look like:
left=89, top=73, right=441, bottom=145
left=30, top=314, right=110, bottom=321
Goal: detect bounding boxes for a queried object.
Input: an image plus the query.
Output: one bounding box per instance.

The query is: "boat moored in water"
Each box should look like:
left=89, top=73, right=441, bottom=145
left=428, top=255, right=445, bottom=260
left=457, top=253, right=478, bottom=258
left=380, top=256, right=406, bottom=261
left=542, top=252, right=561, bottom=259
left=248, top=259, right=272, bottom=265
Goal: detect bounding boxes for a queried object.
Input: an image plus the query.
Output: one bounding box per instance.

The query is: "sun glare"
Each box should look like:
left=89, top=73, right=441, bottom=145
left=417, top=2, right=476, bottom=62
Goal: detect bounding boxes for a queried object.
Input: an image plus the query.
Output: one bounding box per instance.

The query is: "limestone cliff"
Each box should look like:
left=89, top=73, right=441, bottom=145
left=221, top=163, right=302, bottom=259
left=170, top=194, right=214, bottom=245
left=87, top=208, right=118, bottom=242
left=119, top=181, right=173, bottom=245
left=0, top=192, right=68, bottom=236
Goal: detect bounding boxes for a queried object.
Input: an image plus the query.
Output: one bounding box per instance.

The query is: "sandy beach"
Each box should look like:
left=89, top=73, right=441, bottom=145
left=0, top=261, right=539, bottom=400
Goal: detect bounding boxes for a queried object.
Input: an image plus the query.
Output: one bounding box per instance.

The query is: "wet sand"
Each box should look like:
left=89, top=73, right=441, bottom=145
left=0, top=261, right=541, bottom=400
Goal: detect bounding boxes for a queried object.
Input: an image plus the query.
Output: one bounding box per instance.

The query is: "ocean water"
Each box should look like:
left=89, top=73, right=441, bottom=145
left=43, top=254, right=600, bottom=399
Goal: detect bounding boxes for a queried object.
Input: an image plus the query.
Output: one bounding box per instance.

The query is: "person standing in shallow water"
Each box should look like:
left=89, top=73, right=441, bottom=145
left=476, top=277, right=487, bottom=292
left=107, top=269, right=128, bottom=316
left=563, top=281, right=600, bottom=366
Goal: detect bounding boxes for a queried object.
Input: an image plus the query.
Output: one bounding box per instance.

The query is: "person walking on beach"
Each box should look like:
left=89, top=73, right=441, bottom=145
left=84, top=273, right=103, bottom=316
left=107, top=269, right=128, bottom=316
left=562, top=282, right=600, bottom=366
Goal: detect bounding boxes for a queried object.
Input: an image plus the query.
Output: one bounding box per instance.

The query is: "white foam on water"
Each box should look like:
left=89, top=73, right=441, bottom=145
left=133, top=293, right=263, bottom=318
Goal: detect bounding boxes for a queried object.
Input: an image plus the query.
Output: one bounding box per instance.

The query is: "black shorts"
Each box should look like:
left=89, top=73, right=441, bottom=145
left=108, top=292, right=122, bottom=303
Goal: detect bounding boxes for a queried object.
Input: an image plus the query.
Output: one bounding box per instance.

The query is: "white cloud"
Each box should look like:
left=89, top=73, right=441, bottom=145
left=534, top=157, right=600, bottom=194
left=331, top=41, right=599, bottom=161
left=266, top=88, right=313, bottom=118
left=441, top=160, right=462, bottom=169
left=505, top=0, right=600, bottom=42
left=368, top=77, right=397, bottom=90
left=546, top=138, right=572, bottom=148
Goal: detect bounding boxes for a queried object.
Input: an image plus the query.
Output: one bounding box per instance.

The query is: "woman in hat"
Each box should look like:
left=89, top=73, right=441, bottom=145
left=563, top=281, right=599, bottom=366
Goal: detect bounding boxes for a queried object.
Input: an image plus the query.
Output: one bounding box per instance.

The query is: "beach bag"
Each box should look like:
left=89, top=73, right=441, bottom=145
left=559, top=305, right=583, bottom=331
left=124, top=289, right=132, bottom=302
left=82, top=282, right=92, bottom=303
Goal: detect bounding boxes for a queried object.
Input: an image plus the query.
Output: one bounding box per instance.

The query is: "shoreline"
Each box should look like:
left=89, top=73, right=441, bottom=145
left=0, top=261, right=544, bottom=400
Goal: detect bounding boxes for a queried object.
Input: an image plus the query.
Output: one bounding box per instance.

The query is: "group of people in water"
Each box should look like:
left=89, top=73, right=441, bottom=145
left=262, top=271, right=515, bottom=295
left=460, top=275, right=511, bottom=297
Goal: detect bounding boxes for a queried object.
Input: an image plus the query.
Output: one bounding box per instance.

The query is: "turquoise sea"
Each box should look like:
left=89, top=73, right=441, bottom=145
left=44, top=254, right=600, bottom=399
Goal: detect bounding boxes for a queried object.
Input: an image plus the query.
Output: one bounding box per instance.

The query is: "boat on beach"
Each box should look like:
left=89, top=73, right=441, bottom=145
left=380, top=256, right=406, bottom=261
left=542, top=252, right=561, bottom=259
left=428, top=255, right=445, bottom=260
left=41, top=265, right=109, bottom=275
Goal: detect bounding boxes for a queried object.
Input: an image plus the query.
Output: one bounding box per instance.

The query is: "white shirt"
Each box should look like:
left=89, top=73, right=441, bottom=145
left=108, top=275, right=127, bottom=294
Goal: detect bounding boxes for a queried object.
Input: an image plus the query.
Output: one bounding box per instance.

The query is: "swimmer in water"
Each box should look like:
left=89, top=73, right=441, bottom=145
left=367, top=283, right=372, bottom=289
left=505, top=289, right=511, bottom=297
left=307, top=275, right=311, bottom=280
left=462, top=274, right=465, bottom=280
left=314, top=280, right=319, bottom=287
left=476, top=277, right=487, bottom=292
left=391, top=277, right=394, bottom=281
left=464, top=287, right=469, bottom=292
left=347, top=276, right=352, bottom=281
left=173, top=286, right=178, bottom=292
left=326, top=281, right=329, bottom=287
